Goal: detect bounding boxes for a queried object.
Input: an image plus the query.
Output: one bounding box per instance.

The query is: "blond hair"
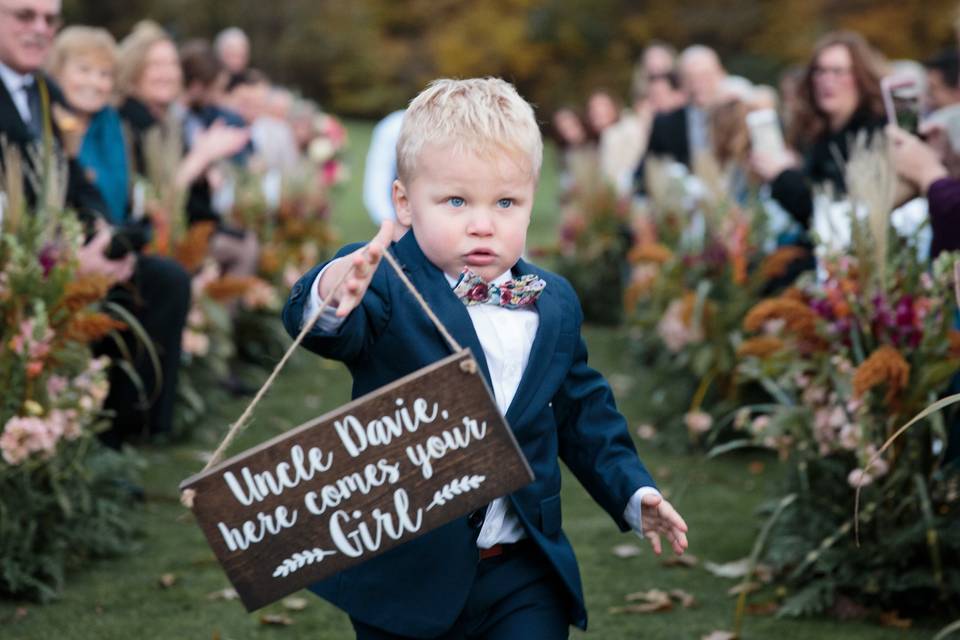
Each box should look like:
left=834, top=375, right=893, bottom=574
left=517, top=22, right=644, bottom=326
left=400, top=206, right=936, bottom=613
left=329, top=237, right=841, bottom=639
left=48, top=26, right=117, bottom=78
left=396, top=77, right=542, bottom=182
left=115, top=21, right=171, bottom=98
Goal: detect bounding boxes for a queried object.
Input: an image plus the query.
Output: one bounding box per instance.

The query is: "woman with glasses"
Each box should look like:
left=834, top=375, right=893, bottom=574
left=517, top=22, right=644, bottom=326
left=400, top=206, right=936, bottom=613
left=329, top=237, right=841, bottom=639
left=752, top=31, right=887, bottom=229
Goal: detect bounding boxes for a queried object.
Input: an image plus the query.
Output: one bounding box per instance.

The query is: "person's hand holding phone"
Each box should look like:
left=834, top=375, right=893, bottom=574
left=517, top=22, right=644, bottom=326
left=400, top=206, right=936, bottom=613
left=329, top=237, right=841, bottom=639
left=887, top=124, right=948, bottom=194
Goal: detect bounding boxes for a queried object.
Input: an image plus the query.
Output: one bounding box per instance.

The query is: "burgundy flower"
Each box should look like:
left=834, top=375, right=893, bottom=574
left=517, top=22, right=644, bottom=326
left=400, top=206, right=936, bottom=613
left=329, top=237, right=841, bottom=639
left=467, top=284, right=489, bottom=302
left=38, top=243, right=60, bottom=277
left=500, top=289, right=512, bottom=305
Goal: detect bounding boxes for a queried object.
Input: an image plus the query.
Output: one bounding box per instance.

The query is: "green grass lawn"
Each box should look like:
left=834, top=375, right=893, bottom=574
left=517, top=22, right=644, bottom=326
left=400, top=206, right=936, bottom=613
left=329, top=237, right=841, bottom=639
left=0, top=121, right=948, bottom=639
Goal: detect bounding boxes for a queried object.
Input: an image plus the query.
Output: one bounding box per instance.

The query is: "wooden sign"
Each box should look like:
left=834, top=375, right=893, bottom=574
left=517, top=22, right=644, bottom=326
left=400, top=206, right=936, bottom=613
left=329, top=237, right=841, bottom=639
left=180, top=350, right=534, bottom=611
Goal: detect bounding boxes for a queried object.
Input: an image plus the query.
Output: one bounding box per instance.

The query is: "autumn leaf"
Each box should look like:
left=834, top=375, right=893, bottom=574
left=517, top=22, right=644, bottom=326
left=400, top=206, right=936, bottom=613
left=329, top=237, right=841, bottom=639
left=669, top=589, right=696, bottom=608
left=702, top=632, right=738, bottom=640
left=745, top=601, right=780, bottom=616
left=260, top=613, right=295, bottom=626
left=727, top=582, right=762, bottom=597
left=207, top=588, right=239, bottom=601
left=661, top=553, right=698, bottom=568
left=747, top=461, right=765, bottom=475
left=159, top=573, right=177, bottom=588
left=879, top=611, right=912, bottom=629
left=612, top=544, right=642, bottom=558
left=607, top=589, right=674, bottom=614
left=282, top=597, right=308, bottom=611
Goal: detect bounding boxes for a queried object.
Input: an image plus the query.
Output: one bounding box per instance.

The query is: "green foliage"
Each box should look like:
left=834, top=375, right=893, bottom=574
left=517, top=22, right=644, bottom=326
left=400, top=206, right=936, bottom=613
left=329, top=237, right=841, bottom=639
left=0, top=441, right=143, bottom=602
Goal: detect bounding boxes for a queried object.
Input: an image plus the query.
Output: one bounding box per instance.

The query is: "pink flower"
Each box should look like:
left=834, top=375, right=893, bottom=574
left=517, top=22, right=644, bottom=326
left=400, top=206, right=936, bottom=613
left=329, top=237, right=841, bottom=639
left=182, top=329, right=210, bottom=357
left=847, top=468, right=874, bottom=488
left=684, top=410, right=713, bottom=435
left=46, top=375, right=69, bottom=398
left=0, top=416, right=58, bottom=464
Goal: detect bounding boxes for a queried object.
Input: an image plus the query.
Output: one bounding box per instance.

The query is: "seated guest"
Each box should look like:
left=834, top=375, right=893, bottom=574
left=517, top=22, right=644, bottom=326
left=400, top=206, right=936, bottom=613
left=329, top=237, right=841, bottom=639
left=751, top=31, right=887, bottom=230
left=641, top=45, right=727, bottom=170
left=214, top=26, right=250, bottom=77
left=115, top=21, right=256, bottom=280
left=179, top=38, right=252, bottom=165
left=1, top=8, right=191, bottom=446
left=925, top=49, right=960, bottom=112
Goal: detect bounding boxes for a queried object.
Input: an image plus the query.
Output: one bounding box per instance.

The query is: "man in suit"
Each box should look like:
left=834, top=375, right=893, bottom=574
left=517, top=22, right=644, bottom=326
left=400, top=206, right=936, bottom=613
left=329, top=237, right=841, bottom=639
left=0, top=0, right=191, bottom=445
left=283, top=78, right=688, bottom=639
left=636, top=45, right=727, bottom=188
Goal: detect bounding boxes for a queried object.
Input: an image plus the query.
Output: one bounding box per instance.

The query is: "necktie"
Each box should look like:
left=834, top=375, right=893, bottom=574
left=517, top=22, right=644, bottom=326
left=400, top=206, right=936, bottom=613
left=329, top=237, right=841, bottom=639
left=452, top=268, right=546, bottom=309
left=23, top=78, right=43, bottom=139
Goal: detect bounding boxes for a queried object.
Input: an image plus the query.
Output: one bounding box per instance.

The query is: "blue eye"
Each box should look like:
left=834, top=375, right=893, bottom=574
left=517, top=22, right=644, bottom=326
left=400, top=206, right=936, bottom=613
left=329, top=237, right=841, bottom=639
left=448, top=197, right=466, bottom=208
left=497, top=198, right=513, bottom=209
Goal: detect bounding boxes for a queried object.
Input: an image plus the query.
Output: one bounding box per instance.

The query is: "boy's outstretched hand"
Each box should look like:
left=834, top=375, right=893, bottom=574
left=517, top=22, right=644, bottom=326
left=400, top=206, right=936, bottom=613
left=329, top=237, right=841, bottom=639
left=318, top=221, right=394, bottom=317
left=641, top=493, right=689, bottom=556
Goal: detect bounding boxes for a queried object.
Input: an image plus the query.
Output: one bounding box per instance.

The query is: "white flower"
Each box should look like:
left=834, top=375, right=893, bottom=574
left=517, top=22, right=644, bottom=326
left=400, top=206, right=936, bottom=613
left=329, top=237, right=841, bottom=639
left=684, top=410, right=713, bottom=435
left=847, top=468, right=874, bottom=488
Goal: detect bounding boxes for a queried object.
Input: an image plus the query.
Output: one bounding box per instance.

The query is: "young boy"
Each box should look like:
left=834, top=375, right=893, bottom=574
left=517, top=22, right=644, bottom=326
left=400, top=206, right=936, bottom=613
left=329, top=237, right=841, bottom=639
left=282, top=78, right=688, bottom=640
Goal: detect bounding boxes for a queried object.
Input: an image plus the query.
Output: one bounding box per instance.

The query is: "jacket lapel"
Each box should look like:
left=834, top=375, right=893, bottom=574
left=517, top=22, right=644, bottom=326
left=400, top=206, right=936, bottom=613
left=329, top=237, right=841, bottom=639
left=0, top=75, right=32, bottom=145
left=505, top=258, right=561, bottom=425
left=389, top=231, right=493, bottom=385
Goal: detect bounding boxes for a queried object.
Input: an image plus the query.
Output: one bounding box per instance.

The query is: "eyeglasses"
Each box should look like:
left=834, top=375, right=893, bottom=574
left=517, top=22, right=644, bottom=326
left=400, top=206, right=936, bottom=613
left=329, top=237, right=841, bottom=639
left=812, top=66, right=852, bottom=79
left=0, top=7, right=62, bottom=30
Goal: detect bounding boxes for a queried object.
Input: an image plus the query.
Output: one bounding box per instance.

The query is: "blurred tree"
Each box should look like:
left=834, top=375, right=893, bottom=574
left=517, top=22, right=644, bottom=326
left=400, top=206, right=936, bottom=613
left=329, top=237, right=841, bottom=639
left=61, top=0, right=960, bottom=118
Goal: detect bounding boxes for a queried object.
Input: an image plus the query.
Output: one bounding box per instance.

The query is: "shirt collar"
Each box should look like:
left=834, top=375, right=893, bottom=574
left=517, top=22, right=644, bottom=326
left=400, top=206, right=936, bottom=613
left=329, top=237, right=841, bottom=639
left=0, top=61, right=34, bottom=94
left=443, top=269, right=513, bottom=289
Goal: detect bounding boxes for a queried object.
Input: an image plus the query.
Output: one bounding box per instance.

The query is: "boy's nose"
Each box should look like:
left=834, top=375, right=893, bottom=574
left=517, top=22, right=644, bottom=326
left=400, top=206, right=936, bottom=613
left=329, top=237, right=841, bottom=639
left=466, top=210, right=494, bottom=235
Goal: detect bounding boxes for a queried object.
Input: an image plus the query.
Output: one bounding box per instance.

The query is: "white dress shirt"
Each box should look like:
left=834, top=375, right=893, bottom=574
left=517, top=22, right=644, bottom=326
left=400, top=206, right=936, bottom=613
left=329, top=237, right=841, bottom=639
left=0, top=62, right=34, bottom=125
left=301, top=260, right=660, bottom=546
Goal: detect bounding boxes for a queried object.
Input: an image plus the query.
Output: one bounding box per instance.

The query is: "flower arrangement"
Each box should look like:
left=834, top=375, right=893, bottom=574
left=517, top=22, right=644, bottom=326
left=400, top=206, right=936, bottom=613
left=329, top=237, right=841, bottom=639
left=544, top=161, right=631, bottom=325
left=731, top=138, right=960, bottom=617
left=624, top=156, right=797, bottom=443
left=0, top=148, right=140, bottom=601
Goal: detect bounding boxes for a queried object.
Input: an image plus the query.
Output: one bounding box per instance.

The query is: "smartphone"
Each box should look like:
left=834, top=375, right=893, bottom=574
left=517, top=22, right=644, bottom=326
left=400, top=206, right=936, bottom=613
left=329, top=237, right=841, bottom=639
left=745, top=108, right=785, bottom=156
left=881, top=75, right=923, bottom=134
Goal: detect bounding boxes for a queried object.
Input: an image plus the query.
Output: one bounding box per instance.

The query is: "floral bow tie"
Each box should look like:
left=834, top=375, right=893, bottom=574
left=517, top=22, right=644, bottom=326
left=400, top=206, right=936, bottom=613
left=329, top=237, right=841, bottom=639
left=452, top=268, right=546, bottom=309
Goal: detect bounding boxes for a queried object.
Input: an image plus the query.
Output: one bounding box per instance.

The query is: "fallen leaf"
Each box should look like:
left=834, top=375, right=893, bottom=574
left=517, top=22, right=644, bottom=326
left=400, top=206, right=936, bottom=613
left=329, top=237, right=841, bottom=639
left=661, top=553, right=698, bottom=568
left=612, top=588, right=673, bottom=613
left=636, top=424, right=657, bottom=440
left=282, top=596, right=308, bottom=611
left=704, top=558, right=773, bottom=582
left=207, top=587, right=240, bottom=601
left=14, top=607, right=28, bottom=621
left=727, top=582, right=762, bottom=597
left=829, top=595, right=869, bottom=620
left=159, top=573, right=177, bottom=588
left=745, top=601, right=779, bottom=616
left=669, top=589, right=696, bottom=608
left=656, top=466, right=672, bottom=480
left=95, top=605, right=103, bottom=615
left=747, top=461, right=765, bottom=475
left=260, top=613, right=294, bottom=626
left=704, top=558, right=751, bottom=579
left=702, top=631, right=738, bottom=640
left=879, top=611, right=912, bottom=629
left=612, top=544, right=642, bottom=558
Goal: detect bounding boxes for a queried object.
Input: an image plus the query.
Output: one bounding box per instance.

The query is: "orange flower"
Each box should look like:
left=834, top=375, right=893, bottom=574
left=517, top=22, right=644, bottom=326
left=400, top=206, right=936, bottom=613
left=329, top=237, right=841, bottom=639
left=259, top=245, right=282, bottom=275
left=759, top=246, right=809, bottom=280
left=679, top=291, right=714, bottom=329
left=627, top=242, right=673, bottom=265
left=204, top=275, right=256, bottom=302
left=950, top=330, right=960, bottom=358
left=743, top=297, right=818, bottom=338
left=65, top=312, right=127, bottom=343
left=175, top=222, right=216, bottom=272
left=62, top=274, right=112, bottom=311
left=736, top=336, right=785, bottom=359
left=852, top=345, right=910, bottom=404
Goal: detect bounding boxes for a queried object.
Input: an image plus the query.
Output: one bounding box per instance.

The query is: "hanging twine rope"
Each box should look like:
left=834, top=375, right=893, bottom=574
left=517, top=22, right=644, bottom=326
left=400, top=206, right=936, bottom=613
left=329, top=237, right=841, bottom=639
left=181, top=244, right=468, bottom=508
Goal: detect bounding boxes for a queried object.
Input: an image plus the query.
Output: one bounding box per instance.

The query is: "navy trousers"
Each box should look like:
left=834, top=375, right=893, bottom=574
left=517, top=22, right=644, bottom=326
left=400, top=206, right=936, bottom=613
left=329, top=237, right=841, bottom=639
left=350, top=542, right=570, bottom=640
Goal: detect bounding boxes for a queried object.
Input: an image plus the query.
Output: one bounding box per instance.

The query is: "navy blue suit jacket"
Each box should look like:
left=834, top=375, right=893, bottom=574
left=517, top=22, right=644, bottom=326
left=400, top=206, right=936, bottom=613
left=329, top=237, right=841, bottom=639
left=281, top=230, right=655, bottom=637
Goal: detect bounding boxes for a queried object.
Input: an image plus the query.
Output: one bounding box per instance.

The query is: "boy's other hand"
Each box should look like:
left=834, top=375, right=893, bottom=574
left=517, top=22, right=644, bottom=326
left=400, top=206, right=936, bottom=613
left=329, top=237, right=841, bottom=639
left=318, top=221, right=394, bottom=317
left=640, top=493, right=689, bottom=556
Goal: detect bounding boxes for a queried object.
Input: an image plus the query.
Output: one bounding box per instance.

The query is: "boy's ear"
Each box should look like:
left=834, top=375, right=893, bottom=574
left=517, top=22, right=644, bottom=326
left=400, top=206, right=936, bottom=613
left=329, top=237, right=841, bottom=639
left=393, top=179, right=413, bottom=227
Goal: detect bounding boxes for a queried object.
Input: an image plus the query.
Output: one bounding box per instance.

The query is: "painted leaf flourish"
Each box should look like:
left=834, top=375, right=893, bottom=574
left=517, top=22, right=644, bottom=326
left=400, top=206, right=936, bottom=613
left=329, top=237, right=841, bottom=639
left=272, top=548, right=337, bottom=578
left=426, top=475, right=486, bottom=511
